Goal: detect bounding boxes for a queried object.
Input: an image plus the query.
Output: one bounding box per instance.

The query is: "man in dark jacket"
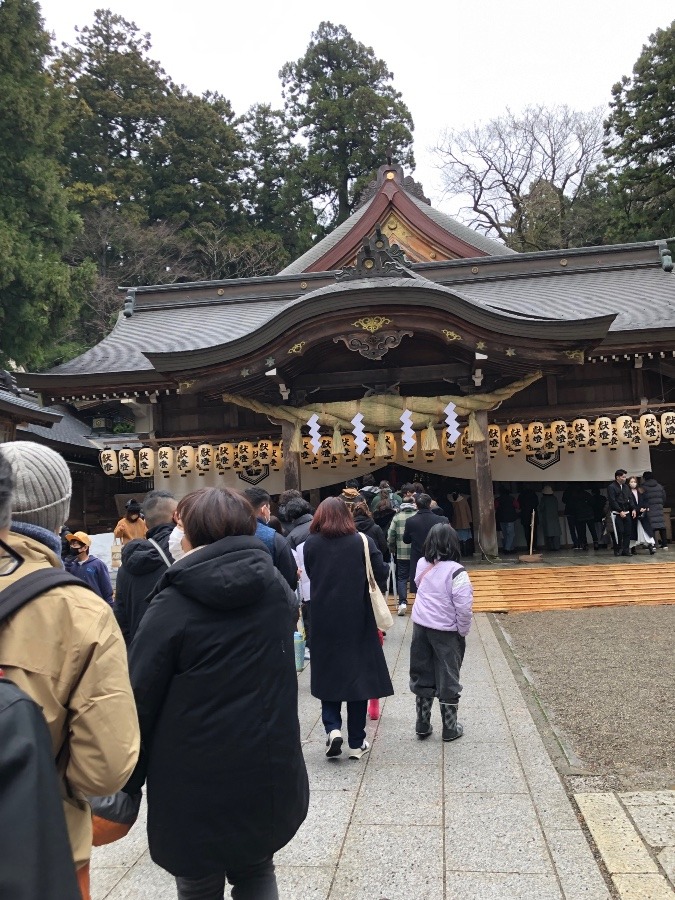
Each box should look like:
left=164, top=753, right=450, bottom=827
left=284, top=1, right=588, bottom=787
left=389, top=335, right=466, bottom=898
left=244, top=488, right=298, bottom=590
left=115, top=490, right=177, bottom=644
left=641, top=471, right=669, bottom=549
left=607, top=469, right=636, bottom=556
left=284, top=497, right=314, bottom=550
left=403, top=494, right=448, bottom=598
left=64, top=531, right=114, bottom=605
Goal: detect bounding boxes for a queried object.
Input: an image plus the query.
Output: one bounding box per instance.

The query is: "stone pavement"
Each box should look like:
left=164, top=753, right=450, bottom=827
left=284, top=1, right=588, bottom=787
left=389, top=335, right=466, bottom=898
left=94, top=614, right=619, bottom=899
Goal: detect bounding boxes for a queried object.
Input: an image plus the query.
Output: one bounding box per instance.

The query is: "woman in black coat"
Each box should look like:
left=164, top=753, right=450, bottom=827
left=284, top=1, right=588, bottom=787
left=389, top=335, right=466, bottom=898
left=128, top=488, right=308, bottom=900
left=303, top=497, right=393, bottom=761
left=352, top=500, right=390, bottom=591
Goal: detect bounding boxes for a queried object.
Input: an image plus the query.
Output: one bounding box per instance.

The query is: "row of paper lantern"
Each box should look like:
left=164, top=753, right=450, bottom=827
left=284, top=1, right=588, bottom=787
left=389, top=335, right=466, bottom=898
left=99, top=414, right=673, bottom=479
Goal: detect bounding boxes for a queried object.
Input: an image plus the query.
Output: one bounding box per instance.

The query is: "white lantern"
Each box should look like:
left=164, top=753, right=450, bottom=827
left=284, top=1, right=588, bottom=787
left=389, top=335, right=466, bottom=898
left=566, top=427, right=578, bottom=453
left=587, top=424, right=599, bottom=452
left=235, top=441, right=254, bottom=471
left=609, top=425, right=619, bottom=451
left=595, top=417, right=613, bottom=446
left=270, top=443, right=282, bottom=471
left=362, top=432, right=376, bottom=465
left=630, top=422, right=642, bottom=450
left=487, top=424, right=501, bottom=458
left=157, top=446, right=174, bottom=477
left=99, top=448, right=118, bottom=476
left=501, top=429, right=514, bottom=458
left=616, top=415, right=634, bottom=444
left=401, top=437, right=418, bottom=465
left=138, top=447, right=155, bottom=477
left=383, top=431, right=397, bottom=460
left=526, top=421, right=545, bottom=451
left=507, top=423, right=525, bottom=453
left=196, top=444, right=213, bottom=475
left=340, top=433, right=357, bottom=467
left=639, top=413, right=661, bottom=444
left=551, top=420, right=568, bottom=448
left=441, top=429, right=458, bottom=461
left=176, top=445, right=195, bottom=477
left=460, top=428, right=474, bottom=460
left=661, top=413, right=675, bottom=444
left=572, top=418, right=590, bottom=447
left=216, top=443, right=234, bottom=472
left=118, top=447, right=137, bottom=480
left=257, top=440, right=273, bottom=464
left=301, top=437, right=316, bottom=467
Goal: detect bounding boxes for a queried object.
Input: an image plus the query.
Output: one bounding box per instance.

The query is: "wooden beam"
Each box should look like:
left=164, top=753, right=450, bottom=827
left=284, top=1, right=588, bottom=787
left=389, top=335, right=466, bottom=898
left=473, top=410, right=498, bottom=557
left=546, top=375, right=558, bottom=407
left=281, top=419, right=301, bottom=492
left=293, top=362, right=469, bottom=390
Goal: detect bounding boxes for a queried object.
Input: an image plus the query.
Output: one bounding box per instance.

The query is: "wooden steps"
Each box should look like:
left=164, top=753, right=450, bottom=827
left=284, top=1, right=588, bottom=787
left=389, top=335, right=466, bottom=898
left=387, top=563, right=675, bottom=614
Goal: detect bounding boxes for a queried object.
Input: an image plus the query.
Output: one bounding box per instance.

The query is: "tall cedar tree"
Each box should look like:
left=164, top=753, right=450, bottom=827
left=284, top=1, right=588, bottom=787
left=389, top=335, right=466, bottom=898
left=280, top=22, right=414, bottom=228
left=240, top=103, right=317, bottom=258
left=0, top=0, right=89, bottom=368
left=604, top=20, right=675, bottom=241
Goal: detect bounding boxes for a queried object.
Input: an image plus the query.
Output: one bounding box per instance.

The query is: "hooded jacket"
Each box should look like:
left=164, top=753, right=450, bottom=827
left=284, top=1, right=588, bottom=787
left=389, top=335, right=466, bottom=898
left=115, top=522, right=174, bottom=644
left=353, top=514, right=390, bottom=589
left=286, top=513, right=314, bottom=551
left=128, top=534, right=309, bottom=878
left=0, top=530, right=140, bottom=869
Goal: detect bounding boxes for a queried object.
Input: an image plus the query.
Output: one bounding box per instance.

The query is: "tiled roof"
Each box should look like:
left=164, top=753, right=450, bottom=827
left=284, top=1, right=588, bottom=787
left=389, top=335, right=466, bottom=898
left=0, top=389, right=62, bottom=423
left=18, top=404, right=101, bottom=450
left=278, top=200, right=375, bottom=275
left=405, top=194, right=517, bottom=257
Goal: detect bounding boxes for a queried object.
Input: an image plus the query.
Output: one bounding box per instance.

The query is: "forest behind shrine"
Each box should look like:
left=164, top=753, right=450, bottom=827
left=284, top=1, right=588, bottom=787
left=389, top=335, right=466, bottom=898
left=0, top=0, right=674, bottom=370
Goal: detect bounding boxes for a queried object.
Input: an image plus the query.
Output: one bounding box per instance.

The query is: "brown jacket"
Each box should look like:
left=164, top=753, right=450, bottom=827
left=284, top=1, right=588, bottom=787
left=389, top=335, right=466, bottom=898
left=0, top=532, right=140, bottom=868
left=114, top=516, right=148, bottom=544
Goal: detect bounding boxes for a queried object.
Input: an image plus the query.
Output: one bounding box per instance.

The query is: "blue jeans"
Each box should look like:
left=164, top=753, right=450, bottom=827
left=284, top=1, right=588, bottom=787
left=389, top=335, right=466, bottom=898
left=500, top=521, right=516, bottom=552
left=396, top=558, right=410, bottom=603
left=321, top=700, right=367, bottom=749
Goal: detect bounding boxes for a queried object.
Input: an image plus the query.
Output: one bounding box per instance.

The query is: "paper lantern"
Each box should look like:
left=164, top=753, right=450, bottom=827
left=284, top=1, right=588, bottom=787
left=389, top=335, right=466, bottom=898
left=572, top=418, right=590, bottom=447
left=195, top=443, right=213, bottom=475
left=157, top=446, right=174, bottom=477
left=661, top=413, right=675, bottom=444
left=256, top=440, right=273, bottom=464
left=566, top=427, right=578, bottom=453
left=595, top=417, right=613, bottom=446
left=216, top=443, right=234, bottom=472
left=609, top=426, right=619, bottom=450
left=526, top=421, right=545, bottom=451
left=639, top=413, right=661, bottom=444
left=501, top=429, right=514, bottom=458
left=460, top=428, right=474, bottom=460
left=507, top=423, right=525, bottom=453
left=543, top=428, right=556, bottom=454
left=616, top=415, right=634, bottom=444
left=587, top=424, right=599, bottom=452
left=487, top=424, right=501, bottom=458
left=401, top=437, right=418, bottom=465
left=630, top=422, right=642, bottom=450
left=301, top=437, right=316, bottom=467
left=99, top=448, right=118, bottom=476
left=118, top=448, right=137, bottom=480
left=176, top=445, right=195, bottom=477
left=362, top=432, right=376, bottom=465
left=551, top=420, right=568, bottom=448
left=270, top=443, right=282, bottom=471
left=340, top=433, right=357, bottom=467
left=234, top=441, right=254, bottom=472
left=383, top=432, right=397, bottom=460
left=441, top=428, right=458, bottom=461
left=138, top=447, right=155, bottom=477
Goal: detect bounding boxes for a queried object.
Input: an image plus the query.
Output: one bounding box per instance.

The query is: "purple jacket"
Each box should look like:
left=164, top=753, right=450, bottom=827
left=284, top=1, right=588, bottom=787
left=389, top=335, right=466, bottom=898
left=65, top=554, right=114, bottom=606
left=411, top=558, right=473, bottom=635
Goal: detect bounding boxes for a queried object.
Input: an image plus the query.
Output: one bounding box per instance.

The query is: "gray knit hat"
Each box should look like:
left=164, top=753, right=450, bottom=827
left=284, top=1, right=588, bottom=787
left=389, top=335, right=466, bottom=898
left=0, top=441, right=72, bottom=534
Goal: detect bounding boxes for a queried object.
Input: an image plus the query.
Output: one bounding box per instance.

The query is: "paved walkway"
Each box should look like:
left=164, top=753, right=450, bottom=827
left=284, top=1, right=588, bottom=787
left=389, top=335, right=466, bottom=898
left=94, top=614, right=616, bottom=899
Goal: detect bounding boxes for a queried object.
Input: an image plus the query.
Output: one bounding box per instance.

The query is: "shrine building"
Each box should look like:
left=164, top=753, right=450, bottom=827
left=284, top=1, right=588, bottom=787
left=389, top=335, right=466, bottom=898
left=20, top=163, right=675, bottom=553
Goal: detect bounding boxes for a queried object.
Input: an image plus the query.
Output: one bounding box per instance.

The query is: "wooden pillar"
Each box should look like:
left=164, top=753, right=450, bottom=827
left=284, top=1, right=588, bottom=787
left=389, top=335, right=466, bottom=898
left=473, top=410, right=498, bottom=557
left=281, top=419, right=301, bottom=492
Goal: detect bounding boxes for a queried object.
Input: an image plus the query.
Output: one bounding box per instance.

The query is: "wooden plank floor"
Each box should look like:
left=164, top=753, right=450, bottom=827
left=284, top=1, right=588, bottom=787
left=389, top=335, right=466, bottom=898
left=388, top=563, right=675, bottom=614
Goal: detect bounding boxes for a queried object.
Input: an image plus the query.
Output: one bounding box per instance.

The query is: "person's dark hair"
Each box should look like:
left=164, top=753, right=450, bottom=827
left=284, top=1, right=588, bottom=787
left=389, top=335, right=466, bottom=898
left=178, top=488, right=255, bottom=547
left=376, top=496, right=393, bottom=512
left=278, top=489, right=301, bottom=507
left=243, top=487, right=271, bottom=510
left=416, top=493, right=432, bottom=510
left=379, top=480, right=391, bottom=490
left=284, top=497, right=311, bottom=522
left=142, top=490, right=176, bottom=529
left=351, top=500, right=372, bottom=519
left=267, top=515, right=284, bottom=534
left=310, top=497, right=357, bottom=538
left=423, top=523, right=461, bottom=563
left=362, top=474, right=376, bottom=487
left=345, top=479, right=360, bottom=489
left=615, top=469, right=627, bottom=478
left=400, top=483, right=415, bottom=497
left=643, top=471, right=653, bottom=480
left=125, top=498, right=141, bottom=517
left=412, top=482, right=424, bottom=494
left=0, top=448, right=14, bottom=531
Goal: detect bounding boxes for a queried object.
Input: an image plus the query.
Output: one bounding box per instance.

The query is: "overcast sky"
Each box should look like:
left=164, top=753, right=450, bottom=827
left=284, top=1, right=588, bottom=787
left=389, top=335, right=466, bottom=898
left=38, top=1, right=674, bottom=214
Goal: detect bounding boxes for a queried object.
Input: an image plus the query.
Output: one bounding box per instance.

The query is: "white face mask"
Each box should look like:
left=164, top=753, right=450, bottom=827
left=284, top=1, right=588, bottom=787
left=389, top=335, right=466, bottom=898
left=168, top=525, right=186, bottom=562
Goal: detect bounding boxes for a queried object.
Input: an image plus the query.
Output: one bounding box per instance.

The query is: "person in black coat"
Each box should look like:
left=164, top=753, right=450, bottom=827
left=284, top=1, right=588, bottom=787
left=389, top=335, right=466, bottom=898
left=352, top=500, right=390, bottom=591
left=303, top=497, right=393, bottom=761
left=127, top=487, right=308, bottom=900
left=402, top=494, right=449, bottom=595
left=284, top=497, right=314, bottom=550
left=607, top=469, right=637, bottom=556
left=115, top=490, right=177, bottom=645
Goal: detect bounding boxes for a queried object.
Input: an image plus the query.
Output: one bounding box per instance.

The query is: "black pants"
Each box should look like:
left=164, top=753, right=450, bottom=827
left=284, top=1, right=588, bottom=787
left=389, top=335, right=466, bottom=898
left=614, top=513, right=632, bottom=553
left=653, top=527, right=668, bottom=548
left=409, top=623, right=466, bottom=704
left=175, top=857, right=277, bottom=900
left=575, top=519, right=598, bottom=548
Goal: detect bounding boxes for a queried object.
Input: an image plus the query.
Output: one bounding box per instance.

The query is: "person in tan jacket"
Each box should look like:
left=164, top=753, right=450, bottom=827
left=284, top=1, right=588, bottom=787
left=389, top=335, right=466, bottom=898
left=0, top=442, right=140, bottom=900
left=114, top=498, right=148, bottom=544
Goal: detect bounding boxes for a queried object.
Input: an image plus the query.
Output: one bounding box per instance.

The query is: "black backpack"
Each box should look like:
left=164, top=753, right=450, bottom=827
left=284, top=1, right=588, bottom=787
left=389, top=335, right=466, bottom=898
left=0, top=570, right=97, bottom=624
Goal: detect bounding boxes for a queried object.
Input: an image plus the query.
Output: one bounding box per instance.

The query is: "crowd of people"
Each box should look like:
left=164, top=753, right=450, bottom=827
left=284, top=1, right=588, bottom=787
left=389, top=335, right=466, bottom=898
left=0, top=448, right=474, bottom=900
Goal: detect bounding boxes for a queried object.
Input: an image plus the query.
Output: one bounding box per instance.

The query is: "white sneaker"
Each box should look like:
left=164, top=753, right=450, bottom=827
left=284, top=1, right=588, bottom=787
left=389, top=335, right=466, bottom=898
left=348, top=741, right=370, bottom=760
left=397, top=603, right=407, bottom=616
left=325, top=730, right=343, bottom=758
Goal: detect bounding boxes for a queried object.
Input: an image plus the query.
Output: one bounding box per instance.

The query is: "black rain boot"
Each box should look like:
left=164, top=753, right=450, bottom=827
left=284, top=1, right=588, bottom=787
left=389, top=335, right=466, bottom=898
left=440, top=702, right=463, bottom=742
left=415, top=696, right=434, bottom=739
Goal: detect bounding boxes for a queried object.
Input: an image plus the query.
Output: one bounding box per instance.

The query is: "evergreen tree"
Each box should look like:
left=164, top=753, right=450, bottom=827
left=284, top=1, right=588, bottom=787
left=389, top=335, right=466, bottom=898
left=240, top=103, right=316, bottom=258
left=280, top=22, right=414, bottom=228
left=0, top=0, right=89, bottom=368
left=604, top=20, right=675, bottom=240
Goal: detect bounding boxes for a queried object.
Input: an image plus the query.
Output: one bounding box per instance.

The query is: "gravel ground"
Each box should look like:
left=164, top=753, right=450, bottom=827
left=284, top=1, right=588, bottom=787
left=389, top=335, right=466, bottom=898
left=495, top=605, right=675, bottom=791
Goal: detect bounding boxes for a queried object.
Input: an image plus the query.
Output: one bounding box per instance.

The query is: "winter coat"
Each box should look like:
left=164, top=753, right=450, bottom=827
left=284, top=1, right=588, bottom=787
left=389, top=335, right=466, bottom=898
left=411, top=559, right=473, bottom=635
left=113, top=516, right=148, bottom=544
left=449, top=495, right=472, bottom=530
left=538, top=495, right=561, bottom=537
left=286, top=513, right=314, bottom=551
left=255, top=520, right=298, bottom=590
left=640, top=478, right=668, bottom=530
left=517, top=489, right=539, bottom=526
left=353, top=513, right=391, bottom=576
left=0, top=678, right=81, bottom=900
left=568, top=489, right=594, bottom=522
left=369, top=489, right=401, bottom=512
left=403, top=508, right=449, bottom=584
left=303, top=532, right=394, bottom=702
left=387, top=503, right=417, bottom=559
left=64, top=553, right=113, bottom=605
left=373, top=505, right=396, bottom=536
left=128, top=535, right=308, bottom=878
left=607, top=480, right=636, bottom=514
left=115, top=522, right=174, bottom=644
left=495, top=493, right=519, bottom=523
left=0, top=530, right=140, bottom=868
